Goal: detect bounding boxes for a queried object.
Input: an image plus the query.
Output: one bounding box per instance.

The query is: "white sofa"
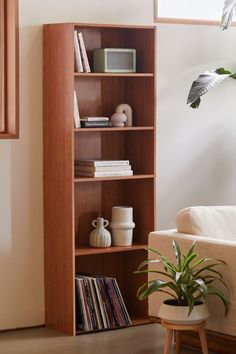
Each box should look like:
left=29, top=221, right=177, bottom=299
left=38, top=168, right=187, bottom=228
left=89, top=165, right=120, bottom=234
left=148, top=206, right=236, bottom=336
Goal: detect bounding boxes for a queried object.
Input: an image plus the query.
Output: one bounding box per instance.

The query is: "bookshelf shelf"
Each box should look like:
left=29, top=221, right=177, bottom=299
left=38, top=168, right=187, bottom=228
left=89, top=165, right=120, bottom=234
left=76, top=317, right=151, bottom=335
left=43, top=22, right=156, bottom=336
left=75, top=243, right=148, bottom=256
left=74, top=126, right=154, bottom=132
left=74, top=174, right=155, bottom=183
left=74, top=72, right=154, bottom=77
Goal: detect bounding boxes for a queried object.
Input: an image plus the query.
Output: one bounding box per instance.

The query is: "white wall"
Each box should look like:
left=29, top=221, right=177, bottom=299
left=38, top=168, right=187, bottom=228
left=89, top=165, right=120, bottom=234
left=1, top=0, right=236, bottom=329
left=157, top=24, right=236, bottom=228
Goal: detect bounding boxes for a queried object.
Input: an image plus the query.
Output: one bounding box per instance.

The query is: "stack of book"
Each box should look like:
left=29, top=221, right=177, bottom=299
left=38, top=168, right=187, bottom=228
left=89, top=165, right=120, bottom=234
left=80, top=117, right=112, bottom=128
left=74, top=160, right=133, bottom=178
left=75, top=274, right=132, bottom=331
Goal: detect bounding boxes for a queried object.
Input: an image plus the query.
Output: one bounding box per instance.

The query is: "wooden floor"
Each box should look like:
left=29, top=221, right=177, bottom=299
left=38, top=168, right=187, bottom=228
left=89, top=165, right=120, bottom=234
left=0, top=324, right=215, bottom=354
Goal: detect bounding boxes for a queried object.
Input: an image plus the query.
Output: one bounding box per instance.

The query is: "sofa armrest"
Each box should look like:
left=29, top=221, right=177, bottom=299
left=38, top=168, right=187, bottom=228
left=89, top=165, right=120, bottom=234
left=148, top=229, right=236, bottom=336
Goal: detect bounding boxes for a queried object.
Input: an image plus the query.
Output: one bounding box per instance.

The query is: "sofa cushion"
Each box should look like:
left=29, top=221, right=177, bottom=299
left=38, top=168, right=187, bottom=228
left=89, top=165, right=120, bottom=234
left=176, top=206, right=236, bottom=241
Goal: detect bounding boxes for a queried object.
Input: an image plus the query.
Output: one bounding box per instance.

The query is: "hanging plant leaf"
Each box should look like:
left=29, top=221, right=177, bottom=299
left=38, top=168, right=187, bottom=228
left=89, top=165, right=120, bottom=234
left=187, top=68, right=236, bottom=108
left=221, top=0, right=236, bottom=30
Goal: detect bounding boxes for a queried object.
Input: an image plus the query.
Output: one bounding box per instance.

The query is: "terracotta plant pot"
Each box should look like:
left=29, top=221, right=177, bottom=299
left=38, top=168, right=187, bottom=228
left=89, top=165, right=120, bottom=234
left=158, top=299, right=209, bottom=325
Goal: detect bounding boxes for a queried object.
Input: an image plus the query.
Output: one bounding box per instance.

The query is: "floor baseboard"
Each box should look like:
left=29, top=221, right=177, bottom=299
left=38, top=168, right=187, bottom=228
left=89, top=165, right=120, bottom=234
left=0, top=324, right=45, bottom=334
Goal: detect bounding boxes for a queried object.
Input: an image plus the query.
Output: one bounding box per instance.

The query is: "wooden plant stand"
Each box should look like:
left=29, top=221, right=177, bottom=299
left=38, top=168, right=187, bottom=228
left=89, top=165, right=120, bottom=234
left=161, top=320, right=208, bottom=354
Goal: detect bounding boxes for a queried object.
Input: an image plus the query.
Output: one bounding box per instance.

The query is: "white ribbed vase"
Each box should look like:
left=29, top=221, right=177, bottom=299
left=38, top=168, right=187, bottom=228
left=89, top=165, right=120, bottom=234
left=89, top=217, right=111, bottom=248
left=158, top=300, right=209, bottom=325
left=110, top=206, right=135, bottom=246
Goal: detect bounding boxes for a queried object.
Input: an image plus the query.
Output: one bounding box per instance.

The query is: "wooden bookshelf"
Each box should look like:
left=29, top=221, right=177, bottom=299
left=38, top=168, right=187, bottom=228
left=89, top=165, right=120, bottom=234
left=43, top=22, right=156, bottom=336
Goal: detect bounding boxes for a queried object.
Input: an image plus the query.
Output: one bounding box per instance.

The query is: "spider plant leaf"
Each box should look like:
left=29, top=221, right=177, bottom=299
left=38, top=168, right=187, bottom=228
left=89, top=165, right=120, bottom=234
left=187, top=69, right=234, bottom=109
left=221, top=0, right=236, bottom=30
left=194, top=263, right=225, bottom=278
left=136, top=258, right=160, bottom=270
left=147, top=247, right=178, bottom=272
left=137, top=280, right=174, bottom=300
left=194, top=279, right=208, bottom=299
left=175, top=271, right=182, bottom=282
left=191, top=257, right=214, bottom=270
left=185, top=292, right=195, bottom=315
left=172, top=240, right=182, bottom=267
left=134, top=269, right=173, bottom=280
left=182, top=253, right=197, bottom=271
left=203, top=275, right=230, bottom=294
left=184, top=241, right=196, bottom=259
left=207, top=286, right=230, bottom=316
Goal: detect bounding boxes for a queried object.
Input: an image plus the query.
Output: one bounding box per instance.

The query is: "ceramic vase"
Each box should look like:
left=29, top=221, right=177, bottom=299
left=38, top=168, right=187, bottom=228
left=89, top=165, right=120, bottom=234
left=89, top=217, right=111, bottom=248
left=110, top=206, right=135, bottom=246
left=158, top=300, right=209, bottom=325
left=110, top=112, right=127, bottom=127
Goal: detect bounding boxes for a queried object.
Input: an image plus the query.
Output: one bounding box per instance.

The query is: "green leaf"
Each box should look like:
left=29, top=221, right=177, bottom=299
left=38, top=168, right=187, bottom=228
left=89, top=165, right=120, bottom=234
left=190, top=97, right=201, bottom=109
left=221, top=0, right=236, bottom=30
left=194, top=263, right=226, bottom=278
left=137, top=280, right=175, bottom=300
left=184, top=241, right=196, bottom=259
left=136, top=258, right=160, bottom=270
left=191, top=257, right=213, bottom=270
left=172, top=240, right=182, bottom=268
left=208, top=286, right=230, bottom=316
left=147, top=247, right=178, bottom=273
left=185, top=292, right=195, bottom=315
left=203, top=275, right=230, bottom=294
left=182, top=253, right=197, bottom=271
left=134, top=269, right=173, bottom=280
left=187, top=69, right=235, bottom=109
left=194, top=279, right=208, bottom=299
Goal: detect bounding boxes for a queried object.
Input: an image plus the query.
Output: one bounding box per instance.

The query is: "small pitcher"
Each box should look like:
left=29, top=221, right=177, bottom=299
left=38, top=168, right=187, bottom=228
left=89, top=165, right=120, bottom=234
left=89, top=217, right=111, bottom=248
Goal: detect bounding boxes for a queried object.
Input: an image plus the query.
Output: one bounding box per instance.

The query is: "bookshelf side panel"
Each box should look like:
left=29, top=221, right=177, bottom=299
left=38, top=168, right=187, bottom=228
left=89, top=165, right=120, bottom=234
left=43, top=24, right=75, bottom=335
left=43, top=24, right=74, bottom=181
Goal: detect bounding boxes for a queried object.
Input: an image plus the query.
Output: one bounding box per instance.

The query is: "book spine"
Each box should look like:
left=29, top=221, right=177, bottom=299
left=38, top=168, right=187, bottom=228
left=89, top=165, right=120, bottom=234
left=78, top=32, right=91, bottom=73
left=87, top=278, right=103, bottom=330
left=95, top=279, right=110, bottom=328
left=73, top=91, right=81, bottom=128
left=98, top=278, right=116, bottom=328
left=75, top=160, right=130, bottom=167
left=75, top=165, right=132, bottom=172
left=76, top=170, right=133, bottom=177
left=75, top=278, right=85, bottom=330
left=104, top=278, right=122, bottom=327
left=80, top=117, right=109, bottom=121
left=76, top=278, right=90, bottom=330
left=81, top=121, right=112, bottom=128
left=112, top=278, right=132, bottom=326
left=73, top=31, right=83, bottom=72
left=83, top=278, right=98, bottom=330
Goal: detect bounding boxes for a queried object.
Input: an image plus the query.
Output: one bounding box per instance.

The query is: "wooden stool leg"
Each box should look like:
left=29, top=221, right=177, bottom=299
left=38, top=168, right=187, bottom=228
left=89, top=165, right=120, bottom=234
left=175, top=331, right=182, bottom=354
left=164, top=328, right=174, bottom=354
left=198, top=328, right=208, bottom=354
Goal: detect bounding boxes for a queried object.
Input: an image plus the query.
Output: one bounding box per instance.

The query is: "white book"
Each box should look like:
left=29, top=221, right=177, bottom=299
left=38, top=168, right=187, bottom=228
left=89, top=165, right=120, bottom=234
left=74, top=31, right=83, bottom=72
left=75, top=165, right=132, bottom=172
left=76, top=170, right=133, bottom=178
left=73, top=91, right=81, bottom=128
left=80, top=117, right=109, bottom=122
left=78, top=32, right=91, bottom=73
left=75, top=159, right=130, bottom=167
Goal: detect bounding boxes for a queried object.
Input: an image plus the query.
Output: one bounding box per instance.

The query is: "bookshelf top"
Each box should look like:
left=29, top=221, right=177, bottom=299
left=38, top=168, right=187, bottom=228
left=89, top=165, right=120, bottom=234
left=43, top=22, right=156, bottom=30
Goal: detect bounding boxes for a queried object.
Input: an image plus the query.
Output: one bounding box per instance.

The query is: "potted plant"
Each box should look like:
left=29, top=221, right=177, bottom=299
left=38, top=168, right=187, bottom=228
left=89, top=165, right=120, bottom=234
left=135, top=240, right=230, bottom=324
